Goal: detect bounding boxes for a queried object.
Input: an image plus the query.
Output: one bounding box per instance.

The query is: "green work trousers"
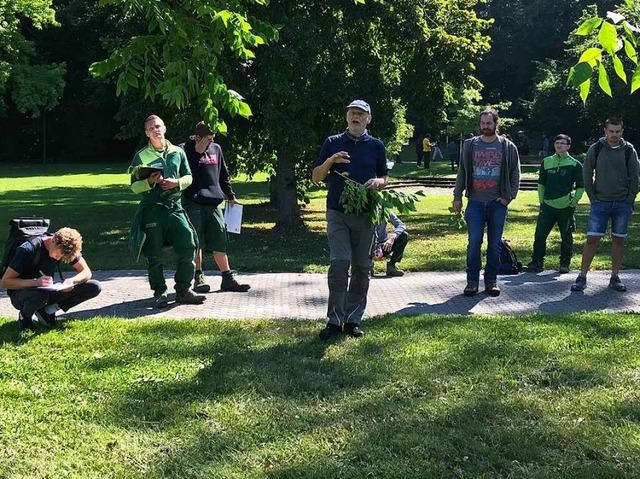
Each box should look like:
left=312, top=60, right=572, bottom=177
left=142, top=204, right=196, bottom=295
left=532, top=203, right=575, bottom=267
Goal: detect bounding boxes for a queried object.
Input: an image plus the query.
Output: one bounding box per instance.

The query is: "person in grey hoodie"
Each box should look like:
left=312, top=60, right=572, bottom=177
left=571, top=117, right=639, bottom=293
left=453, top=108, right=521, bottom=297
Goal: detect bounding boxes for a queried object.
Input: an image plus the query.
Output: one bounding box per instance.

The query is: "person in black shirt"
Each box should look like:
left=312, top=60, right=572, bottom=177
left=0, top=227, right=101, bottom=331
left=182, top=122, right=250, bottom=293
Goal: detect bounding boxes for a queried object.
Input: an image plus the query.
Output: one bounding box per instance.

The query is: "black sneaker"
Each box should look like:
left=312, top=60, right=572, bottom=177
left=525, top=261, right=544, bottom=273
left=609, top=275, right=627, bottom=292
left=175, top=289, right=206, bottom=304
left=153, top=292, right=169, bottom=309
left=18, top=313, right=35, bottom=332
left=319, top=323, right=343, bottom=340
left=570, top=274, right=587, bottom=292
left=558, top=265, right=570, bottom=274
left=463, top=282, right=479, bottom=296
left=220, top=275, right=251, bottom=292
left=344, top=323, right=365, bottom=338
left=193, top=271, right=211, bottom=293
left=386, top=264, right=405, bottom=277
left=34, top=308, right=57, bottom=327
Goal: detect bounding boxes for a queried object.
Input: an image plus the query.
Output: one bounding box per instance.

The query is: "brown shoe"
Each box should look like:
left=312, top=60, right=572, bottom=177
left=175, top=289, right=206, bottom=304
left=463, top=283, right=479, bottom=296
left=485, top=283, right=501, bottom=297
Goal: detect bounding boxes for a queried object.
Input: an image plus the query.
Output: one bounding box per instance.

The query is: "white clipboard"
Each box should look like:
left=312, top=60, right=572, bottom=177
left=224, top=202, right=243, bottom=234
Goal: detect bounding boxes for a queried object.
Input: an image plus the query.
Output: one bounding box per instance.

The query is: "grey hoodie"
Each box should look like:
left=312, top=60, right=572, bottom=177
left=584, top=137, right=639, bottom=204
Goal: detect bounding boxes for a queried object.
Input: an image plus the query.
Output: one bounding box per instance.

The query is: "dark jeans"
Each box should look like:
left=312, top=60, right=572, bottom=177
left=532, top=203, right=575, bottom=266
left=416, top=151, right=424, bottom=166
left=450, top=154, right=459, bottom=170
left=464, top=200, right=508, bottom=285
left=9, top=280, right=102, bottom=318
left=380, top=231, right=409, bottom=265
left=326, top=209, right=375, bottom=326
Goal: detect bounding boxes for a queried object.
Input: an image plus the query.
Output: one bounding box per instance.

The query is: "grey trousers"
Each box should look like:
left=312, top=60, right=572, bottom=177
left=326, top=209, right=375, bottom=326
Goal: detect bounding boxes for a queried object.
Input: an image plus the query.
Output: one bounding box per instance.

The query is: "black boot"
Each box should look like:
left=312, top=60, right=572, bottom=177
left=220, top=271, right=251, bottom=292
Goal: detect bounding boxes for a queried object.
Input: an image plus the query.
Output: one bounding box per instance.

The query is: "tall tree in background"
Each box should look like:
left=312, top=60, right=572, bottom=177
left=476, top=0, right=617, bottom=105
left=89, top=0, right=279, bottom=134
left=230, top=0, right=490, bottom=228
left=1, top=0, right=66, bottom=161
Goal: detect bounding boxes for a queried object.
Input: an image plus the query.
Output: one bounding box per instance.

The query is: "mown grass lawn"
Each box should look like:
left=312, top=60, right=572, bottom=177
left=2, top=312, right=640, bottom=478
left=0, top=161, right=637, bottom=273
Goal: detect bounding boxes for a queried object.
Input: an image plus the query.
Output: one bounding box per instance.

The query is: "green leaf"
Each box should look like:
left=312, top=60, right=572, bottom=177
left=599, top=21, right=618, bottom=55
left=237, top=101, right=252, bottom=118
left=578, top=47, right=602, bottom=66
left=624, top=39, right=638, bottom=64
left=597, top=61, right=612, bottom=96
left=631, top=64, right=640, bottom=93
left=613, top=55, right=627, bottom=83
left=576, top=17, right=602, bottom=35
left=567, top=62, right=593, bottom=87
left=623, top=22, right=638, bottom=47
left=580, top=78, right=591, bottom=104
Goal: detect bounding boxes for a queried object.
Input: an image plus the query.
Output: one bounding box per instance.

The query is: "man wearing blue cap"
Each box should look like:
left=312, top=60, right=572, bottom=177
left=312, top=100, right=389, bottom=339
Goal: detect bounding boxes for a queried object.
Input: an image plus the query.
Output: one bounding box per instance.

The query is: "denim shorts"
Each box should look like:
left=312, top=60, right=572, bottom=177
left=586, top=201, right=633, bottom=237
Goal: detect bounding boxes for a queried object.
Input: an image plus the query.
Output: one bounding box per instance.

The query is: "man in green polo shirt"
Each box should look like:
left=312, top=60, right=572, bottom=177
left=526, top=134, right=584, bottom=274
left=129, top=115, right=206, bottom=308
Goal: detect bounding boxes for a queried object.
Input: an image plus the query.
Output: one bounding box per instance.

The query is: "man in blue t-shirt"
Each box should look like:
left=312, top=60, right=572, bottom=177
left=0, top=227, right=101, bottom=331
left=312, top=100, right=388, bottom=340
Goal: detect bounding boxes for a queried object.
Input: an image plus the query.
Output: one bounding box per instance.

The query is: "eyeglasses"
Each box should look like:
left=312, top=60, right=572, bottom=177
left=554, top=142, right=569, bottom=145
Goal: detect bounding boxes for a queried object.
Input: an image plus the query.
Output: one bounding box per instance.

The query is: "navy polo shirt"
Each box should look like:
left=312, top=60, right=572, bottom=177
left=316, top=130, right=388, bottom=212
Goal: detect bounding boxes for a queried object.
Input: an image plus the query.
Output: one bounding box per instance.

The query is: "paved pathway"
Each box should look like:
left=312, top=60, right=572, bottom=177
left=1, top=269, right=639, bottom=322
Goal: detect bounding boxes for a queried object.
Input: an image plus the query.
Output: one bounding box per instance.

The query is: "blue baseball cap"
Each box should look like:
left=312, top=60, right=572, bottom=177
left=346, top=100, right=371, bottom=114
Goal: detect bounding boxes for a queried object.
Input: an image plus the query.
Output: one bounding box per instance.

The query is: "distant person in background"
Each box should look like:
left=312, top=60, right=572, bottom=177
left=415, top=133, right=424, bottom=167
left=422, top=133, right=432, bottom=169
left=372, top=212, right=409, bottom=277
left=516, top=130, right=530, bottom=156
left=432, top=135, right=443, bottom=162
left=447, top=139, right=459, bottom=171
left=539, top=132, right=550, bottom=157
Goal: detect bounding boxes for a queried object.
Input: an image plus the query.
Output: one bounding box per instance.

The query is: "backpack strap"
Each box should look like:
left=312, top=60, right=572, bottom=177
left=594, top=141, right=632, bottom=169
left=29, top=236, right=64, bottom=282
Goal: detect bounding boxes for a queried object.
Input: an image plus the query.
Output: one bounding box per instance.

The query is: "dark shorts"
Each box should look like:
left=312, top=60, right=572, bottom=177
left=587, top=201, right=633, bottom=238
left=183, top=197, right=228, bottom=253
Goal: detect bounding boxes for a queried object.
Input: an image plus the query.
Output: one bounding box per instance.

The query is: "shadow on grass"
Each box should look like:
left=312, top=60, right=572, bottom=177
left=88, top=313, right=640, bottom=477
left=0, top=186, right=330, bottom=272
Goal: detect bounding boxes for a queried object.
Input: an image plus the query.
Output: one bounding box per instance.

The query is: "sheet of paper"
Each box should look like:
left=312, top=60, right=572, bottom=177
left=37, top=283, right=71, bottom=292
left=224, top=203, right=243, bottom=234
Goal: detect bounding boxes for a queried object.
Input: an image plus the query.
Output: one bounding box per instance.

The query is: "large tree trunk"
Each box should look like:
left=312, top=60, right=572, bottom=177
left=269, top=175, right=278, bottom=207
left=274, top=151, right=303, bottom=229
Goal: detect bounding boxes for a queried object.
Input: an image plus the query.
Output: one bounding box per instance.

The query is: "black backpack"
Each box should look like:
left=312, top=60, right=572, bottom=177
left=0, top=217, right=62, bottom=280
left=498, top=239, right=522, bottom=275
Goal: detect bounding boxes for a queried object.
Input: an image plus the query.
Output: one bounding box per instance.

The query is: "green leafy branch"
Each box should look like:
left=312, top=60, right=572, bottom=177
left=447, top=206, right=466, bottom=230
left=568, top=1, right=640, bottom=103
left=335, top=171, right=425, bottom=227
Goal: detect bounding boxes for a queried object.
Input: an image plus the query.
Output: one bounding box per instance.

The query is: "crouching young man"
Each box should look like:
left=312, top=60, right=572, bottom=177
left=0, top=227, right=102, bottom=331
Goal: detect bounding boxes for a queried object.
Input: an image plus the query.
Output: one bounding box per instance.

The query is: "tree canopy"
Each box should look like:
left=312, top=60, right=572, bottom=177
left=0, top=0, right=66, bottom=117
